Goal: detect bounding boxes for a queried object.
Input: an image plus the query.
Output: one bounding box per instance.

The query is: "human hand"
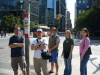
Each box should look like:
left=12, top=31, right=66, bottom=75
left=38, top=41, right=43, bottom=45
left=80, top=57, right=83, bottom=60
left=61, top=54, right=64, bottom=57
left=68, top=55, right=72, bottom=59
left=48, top=49, right=52, bottom=52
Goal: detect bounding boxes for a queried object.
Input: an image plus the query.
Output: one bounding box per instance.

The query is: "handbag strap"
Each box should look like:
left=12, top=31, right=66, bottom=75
left=36, top=39, right=43, bottom=52
left=83, top=38, right=85, bottom=49
left=83, top=38, right=90, bottom=50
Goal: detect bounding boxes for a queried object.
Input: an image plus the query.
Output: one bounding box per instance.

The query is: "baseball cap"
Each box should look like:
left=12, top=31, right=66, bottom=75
left=37, top=28, right=43, bottom=32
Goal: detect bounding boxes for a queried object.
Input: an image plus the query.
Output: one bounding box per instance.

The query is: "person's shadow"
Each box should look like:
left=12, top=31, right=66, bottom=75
left=90, top=57, right=100, bottom=74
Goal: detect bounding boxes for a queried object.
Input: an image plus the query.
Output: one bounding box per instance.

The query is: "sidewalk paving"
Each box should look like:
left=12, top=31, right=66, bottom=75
left=0, top=34, right=100, bottom=75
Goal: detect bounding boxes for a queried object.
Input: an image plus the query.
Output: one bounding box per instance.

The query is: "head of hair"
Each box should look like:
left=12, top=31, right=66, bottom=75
left=65, top=30, right=72, bottom=38
left=82, top=28, right=89, bottom=37
left=14, top=26, right=20, bottom=30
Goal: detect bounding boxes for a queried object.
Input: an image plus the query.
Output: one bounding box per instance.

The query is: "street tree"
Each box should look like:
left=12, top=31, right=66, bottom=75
left=75, top=8, right=100, bottom=32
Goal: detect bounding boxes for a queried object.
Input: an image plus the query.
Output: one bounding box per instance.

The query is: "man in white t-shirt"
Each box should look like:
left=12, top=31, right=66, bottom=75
left=31, top=28, right=48, bottom=75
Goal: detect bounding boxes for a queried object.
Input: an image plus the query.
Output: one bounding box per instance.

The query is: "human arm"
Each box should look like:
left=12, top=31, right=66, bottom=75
left=9, top=43, right=25, bottom=48
left=80, top=38, right=90, bottom=59
left=36, top=44, right=47, bottom=50
left=68, top=45, right=74, bottom=59
left=68, top=39, right=74, bottom=59
left=31, top=41, right=43, bottom=50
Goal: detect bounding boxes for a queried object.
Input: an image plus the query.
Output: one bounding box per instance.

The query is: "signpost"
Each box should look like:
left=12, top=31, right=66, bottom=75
left=24, top=0, right=40, bottom=75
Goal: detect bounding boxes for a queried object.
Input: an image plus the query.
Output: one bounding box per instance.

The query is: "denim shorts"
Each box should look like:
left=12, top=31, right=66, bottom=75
left=49, top=50, right=58, bottom=63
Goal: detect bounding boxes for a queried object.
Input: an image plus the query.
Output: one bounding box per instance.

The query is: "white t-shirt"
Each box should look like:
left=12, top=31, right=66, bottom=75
left=31, top=37, right=48, bottom=59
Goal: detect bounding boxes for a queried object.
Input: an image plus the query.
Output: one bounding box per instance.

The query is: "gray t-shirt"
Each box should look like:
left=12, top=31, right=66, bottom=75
left=56, top=36, right=60, bottom=43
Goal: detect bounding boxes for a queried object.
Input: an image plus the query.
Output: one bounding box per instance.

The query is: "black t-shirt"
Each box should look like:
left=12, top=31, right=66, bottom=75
left=9, top=35, right=24, bottom=57
left=63, top=38, right=74, bottom=58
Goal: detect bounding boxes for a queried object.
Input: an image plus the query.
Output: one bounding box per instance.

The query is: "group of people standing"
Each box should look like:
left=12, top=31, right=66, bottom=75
left=8, top=26, right=91, bottom=75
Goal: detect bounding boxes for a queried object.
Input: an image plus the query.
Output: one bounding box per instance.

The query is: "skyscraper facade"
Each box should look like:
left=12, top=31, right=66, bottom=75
left=75, top=0, right=94, bottom=17
left=0, top=0, right=39, bottom=26
left=38, top=0, right=66, bottom=31
left=38, top=0, right=47, bottom=24
left=56, top=0, right=66, bottom=32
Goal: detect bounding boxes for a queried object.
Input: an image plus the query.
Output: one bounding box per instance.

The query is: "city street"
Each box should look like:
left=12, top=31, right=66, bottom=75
left=0, top=34, right=100, bottom=75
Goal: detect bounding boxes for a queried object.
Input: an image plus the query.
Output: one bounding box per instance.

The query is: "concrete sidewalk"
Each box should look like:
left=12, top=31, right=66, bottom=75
left=29, top=37, right=100, bottom=75
left=0, top=35, right=100, bottom=75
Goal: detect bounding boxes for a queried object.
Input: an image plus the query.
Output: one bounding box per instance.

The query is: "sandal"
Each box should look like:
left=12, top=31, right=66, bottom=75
left=49, top=71, right=54, bottom=74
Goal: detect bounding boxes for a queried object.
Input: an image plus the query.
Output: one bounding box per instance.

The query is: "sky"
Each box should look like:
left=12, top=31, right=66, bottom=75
left=66, top=0, right=76, bottom=28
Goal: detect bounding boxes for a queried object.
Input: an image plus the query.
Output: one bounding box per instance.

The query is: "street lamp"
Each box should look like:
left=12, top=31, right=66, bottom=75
left=24, top=0, right=40, bottom=75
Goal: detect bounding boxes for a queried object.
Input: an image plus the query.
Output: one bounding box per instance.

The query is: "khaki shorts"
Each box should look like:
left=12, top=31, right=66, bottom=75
left=11, top=56, right=26, bottom=71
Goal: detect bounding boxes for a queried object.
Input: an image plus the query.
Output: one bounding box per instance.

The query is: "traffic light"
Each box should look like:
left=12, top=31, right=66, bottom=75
left=18, top=16, right=20, bottom=20
left=56, top=14, right=61, bottom=20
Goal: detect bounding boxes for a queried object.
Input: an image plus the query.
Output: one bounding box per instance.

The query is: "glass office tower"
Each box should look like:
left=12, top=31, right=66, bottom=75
left=0, top=0, right=39, bottom=25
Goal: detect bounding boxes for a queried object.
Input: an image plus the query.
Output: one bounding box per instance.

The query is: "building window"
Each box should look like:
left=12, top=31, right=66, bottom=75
left=82, top=10, right=85, bottom=12
left=83, top=1, right=85, bottom=3
left=86, top=5, right=89, bottom=8
left=78, top=10, right=81, bottom=13
left=78, top=1, right=81, bottom=4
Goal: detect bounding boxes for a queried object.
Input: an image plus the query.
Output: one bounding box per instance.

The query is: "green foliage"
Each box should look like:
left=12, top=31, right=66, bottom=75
left=30, top=21, right=35, bottom=29
left=2, top=13, right=17, bottom=28
left=1, top=13, right=25, bottom=32
left=38, top=24, right=45, bottom=26
left=75, top=8, right=100, bottom=31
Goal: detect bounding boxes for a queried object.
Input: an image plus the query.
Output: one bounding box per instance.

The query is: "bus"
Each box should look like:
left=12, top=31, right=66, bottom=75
left=32, top=25, right=50, bottom=37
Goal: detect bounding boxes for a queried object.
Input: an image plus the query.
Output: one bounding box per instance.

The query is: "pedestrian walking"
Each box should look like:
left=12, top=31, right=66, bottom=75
left=4, top=30, right=6, bottom=37
left=79, top=28, right=92, bottom=75
left=48, top=27, right=60, bottom=75
left=61, top=30, right=74, bottom=75
left=8, top=26, right=26, bottom=75
left=1, top=30, right=4, bottom=37
left=31, top=28, right=49, bottom=75
left=74, top=31, right=76, bottom=38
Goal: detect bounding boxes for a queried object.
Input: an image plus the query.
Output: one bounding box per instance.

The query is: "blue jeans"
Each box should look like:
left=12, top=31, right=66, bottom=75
left=80, top=55, right=90, bottom=75
left=64, top=58, right=72, bottom=75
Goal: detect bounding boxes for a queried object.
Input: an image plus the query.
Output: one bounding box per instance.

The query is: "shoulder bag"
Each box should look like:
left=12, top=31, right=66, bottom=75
left=36, top=39, right=52, bottom=60
left=83, top=38, right=92, bottom=56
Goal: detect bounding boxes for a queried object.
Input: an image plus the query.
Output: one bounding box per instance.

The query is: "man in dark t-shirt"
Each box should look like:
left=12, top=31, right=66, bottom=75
left=8, top=26, right=26, bottom=75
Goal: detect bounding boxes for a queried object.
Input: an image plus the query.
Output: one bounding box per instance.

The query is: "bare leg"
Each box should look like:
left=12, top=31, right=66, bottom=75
left=22, top=69, right=27, bottom=75
left=55, top=63, right=59, bottom=75
left=51, top=62, right=54, bottom=72
left=14, top=70, right=18, bottom=75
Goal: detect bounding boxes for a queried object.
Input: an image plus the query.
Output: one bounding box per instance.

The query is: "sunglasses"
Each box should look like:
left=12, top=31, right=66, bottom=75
left=14, top=29, right=20, bottom=31
left=37, top=31, right=42, bottom=33
left=52, top=30, right=56, bottom=31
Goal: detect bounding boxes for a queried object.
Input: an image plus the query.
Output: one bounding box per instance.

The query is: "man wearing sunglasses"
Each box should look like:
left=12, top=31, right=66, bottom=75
left=8, top=26, right=26, bottom=75
left=48, top=27, right=60, bottom=75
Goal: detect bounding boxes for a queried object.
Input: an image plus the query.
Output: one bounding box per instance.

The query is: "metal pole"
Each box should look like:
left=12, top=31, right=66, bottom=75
left=65, top=10, right=67, bottom=32
left=24, top=0, right=30, bottom=75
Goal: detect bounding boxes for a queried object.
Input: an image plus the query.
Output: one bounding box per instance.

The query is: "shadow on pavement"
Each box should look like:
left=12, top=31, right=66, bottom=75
left=0, top=73, right=11, bottom=75
left=0, top=62, right=12, bottom=70
left=90, top=57, right=100, bottom=74
left=30, top=65, right=34, bottom=69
